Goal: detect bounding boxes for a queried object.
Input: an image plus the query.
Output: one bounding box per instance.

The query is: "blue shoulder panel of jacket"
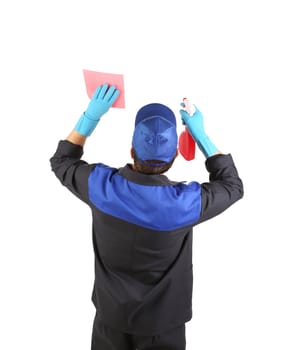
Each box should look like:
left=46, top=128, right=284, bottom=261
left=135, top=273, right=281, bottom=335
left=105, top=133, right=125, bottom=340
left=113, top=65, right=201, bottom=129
left=88, top=164, right=202, bottom=231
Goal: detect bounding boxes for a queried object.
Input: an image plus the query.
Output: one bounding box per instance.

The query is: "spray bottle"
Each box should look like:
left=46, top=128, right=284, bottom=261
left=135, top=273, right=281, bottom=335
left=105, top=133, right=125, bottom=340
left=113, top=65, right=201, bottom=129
left=178, top=98, right=196, bottom=160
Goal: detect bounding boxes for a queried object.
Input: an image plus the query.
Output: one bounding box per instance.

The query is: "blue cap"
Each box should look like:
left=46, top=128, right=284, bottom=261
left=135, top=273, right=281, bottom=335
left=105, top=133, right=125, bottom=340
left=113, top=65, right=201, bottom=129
left=132, top=103, right=178, bottom=165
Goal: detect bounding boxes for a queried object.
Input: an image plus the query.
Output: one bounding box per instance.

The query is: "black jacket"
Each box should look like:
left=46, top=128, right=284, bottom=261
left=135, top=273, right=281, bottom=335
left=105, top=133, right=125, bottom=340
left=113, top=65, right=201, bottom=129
left=50, top=140, right=243, bottom=336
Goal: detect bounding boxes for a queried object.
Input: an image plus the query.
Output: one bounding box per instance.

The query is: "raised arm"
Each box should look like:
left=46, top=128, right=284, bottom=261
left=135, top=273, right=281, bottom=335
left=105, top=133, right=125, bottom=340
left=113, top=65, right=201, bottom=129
left=50, top=84, right=120, bottom=201
left=180, top=100, right=243, bottom=222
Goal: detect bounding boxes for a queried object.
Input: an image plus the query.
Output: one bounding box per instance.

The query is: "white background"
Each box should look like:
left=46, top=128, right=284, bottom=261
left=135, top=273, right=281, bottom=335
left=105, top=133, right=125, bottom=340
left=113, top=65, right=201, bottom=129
left=1, top=0, right=299, bottom=349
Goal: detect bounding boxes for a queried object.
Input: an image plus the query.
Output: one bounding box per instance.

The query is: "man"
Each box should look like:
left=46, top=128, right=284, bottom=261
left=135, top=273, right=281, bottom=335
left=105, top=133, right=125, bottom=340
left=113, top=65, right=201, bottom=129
left=50, top=83, right=243, bottom=349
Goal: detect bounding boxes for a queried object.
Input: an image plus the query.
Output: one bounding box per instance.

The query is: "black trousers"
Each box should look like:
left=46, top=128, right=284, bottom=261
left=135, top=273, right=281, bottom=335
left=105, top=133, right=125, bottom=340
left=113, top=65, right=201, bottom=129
left=91, top=312, right=186, bottom=350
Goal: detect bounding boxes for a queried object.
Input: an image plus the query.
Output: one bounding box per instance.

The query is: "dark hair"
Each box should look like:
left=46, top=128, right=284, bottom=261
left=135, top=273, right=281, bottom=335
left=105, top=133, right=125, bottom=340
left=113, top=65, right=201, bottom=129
left=132, top=149, right=176, bottom=175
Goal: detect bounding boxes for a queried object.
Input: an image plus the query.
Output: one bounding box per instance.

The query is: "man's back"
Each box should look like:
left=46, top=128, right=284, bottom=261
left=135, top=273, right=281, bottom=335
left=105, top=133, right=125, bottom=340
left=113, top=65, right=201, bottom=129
left=50, top=87, right=243, bottom=349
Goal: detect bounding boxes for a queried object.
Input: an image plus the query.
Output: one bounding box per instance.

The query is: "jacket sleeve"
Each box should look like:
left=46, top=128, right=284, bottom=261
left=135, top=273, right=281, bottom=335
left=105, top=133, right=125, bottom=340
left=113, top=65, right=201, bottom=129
left=199, top=153, right=244, bottom=223
left=50, top=140, right=95, bottom=204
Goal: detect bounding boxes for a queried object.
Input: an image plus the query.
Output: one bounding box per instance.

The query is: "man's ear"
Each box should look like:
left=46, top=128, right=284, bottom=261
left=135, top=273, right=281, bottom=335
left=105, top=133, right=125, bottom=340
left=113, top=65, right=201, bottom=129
left=130, top=147, right=135, bottom=159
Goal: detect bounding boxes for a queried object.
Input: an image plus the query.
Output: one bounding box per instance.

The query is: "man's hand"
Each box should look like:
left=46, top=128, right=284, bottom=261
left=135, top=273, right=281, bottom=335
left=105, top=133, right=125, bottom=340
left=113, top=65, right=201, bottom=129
left=74, top=84, right=120, bottom=137
left=180, top=103, right=219, bottom=158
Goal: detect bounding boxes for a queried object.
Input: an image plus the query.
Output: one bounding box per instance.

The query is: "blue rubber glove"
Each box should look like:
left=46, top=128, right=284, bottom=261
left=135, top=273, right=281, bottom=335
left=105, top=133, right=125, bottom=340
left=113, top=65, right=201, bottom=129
left=180, top=104, right=218, bottom=158
left=74, top=84, right=120, bottom=136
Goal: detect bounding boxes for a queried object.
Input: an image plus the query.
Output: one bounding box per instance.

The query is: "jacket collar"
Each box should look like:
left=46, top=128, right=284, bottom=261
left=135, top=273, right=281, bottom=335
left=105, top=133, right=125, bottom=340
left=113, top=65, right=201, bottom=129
left=118, top=164, right=179, bottom=186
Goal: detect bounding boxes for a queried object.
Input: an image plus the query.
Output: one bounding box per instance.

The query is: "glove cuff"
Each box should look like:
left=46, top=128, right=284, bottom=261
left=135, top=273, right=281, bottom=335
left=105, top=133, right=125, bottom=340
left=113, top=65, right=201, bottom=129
left=195, top=135, right=218, bottom=158
left=74, top=113, right=99, bottom=137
